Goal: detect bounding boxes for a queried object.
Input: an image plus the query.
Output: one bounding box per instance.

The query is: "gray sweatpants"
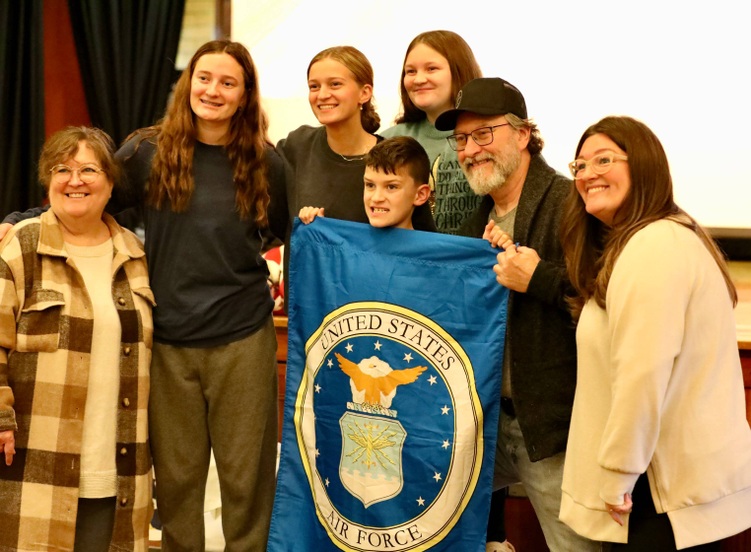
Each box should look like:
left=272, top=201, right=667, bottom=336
left=149, top=318, right=278, bottom=551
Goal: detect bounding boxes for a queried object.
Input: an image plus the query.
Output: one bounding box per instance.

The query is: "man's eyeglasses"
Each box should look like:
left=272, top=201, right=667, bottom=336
left=568, top=152, right=628, bottom=180
left=50, top=164, right=105, bottom=184
left=446, top=123, right=510, bottom=152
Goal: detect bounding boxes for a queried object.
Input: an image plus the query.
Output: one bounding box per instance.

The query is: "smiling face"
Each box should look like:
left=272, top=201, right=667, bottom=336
left=189, top=52, right=246, bottom=135
left=48, top=141, right=113, bottom=228
left=403, top=43, right=453, bottom=123
left=363, top=166, right=429, bottom=229
left=455, top=112, right=528, bottom=196
left=574, top=133, right=631, bottom=226
left=308, top=57, right=372, bottom=128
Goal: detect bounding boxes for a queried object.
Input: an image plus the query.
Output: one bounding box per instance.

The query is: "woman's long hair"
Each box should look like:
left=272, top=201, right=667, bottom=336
left=308, top=46, right=380, bottom=134
left=560, top=116, right=736, bottom=317
left=140, top=40, right=270, bottom=224
left=394, top=30, right=482, bottom=125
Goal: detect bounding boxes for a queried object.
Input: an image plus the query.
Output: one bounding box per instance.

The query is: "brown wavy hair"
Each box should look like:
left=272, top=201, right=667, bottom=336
left=38, top=126, right=121, bottom=191
left=394, top=30, right=482, bottom=125
left=140, top=40, right=271, bottom=224
left=308, top=46, right=380, bottom=134
left=560, top=116, right=736, bottom=318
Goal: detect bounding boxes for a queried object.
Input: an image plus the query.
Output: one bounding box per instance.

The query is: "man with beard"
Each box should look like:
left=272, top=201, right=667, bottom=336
left=435, top=78, right=598, bottom=552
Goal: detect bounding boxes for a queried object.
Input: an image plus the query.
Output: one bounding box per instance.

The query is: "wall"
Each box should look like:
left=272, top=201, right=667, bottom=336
left=232, top=0, right=751, bottom=230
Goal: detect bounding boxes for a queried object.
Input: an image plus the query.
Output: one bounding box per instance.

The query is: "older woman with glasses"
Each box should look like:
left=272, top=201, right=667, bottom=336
left=0, top=126, right=154, bottom=551
left=558, top=115, right=751, bottom=550
left=0, top=40, right=286, bottom=551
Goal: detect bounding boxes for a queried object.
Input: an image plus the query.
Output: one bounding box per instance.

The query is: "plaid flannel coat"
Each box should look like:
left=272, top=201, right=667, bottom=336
left=0, top=210, right=154, bottom=552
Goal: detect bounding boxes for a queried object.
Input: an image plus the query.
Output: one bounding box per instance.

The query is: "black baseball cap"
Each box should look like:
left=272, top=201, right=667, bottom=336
left=435, top=77, right=528, bottom=131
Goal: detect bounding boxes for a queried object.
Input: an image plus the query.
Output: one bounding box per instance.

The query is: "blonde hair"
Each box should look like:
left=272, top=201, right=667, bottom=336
left=308, top=46, right=380, bottom=133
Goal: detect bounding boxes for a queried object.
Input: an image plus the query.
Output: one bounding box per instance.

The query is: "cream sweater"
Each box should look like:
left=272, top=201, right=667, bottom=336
left=67, top=239, right=121, bottom=498
left=560, top=220, right=751, bottom=549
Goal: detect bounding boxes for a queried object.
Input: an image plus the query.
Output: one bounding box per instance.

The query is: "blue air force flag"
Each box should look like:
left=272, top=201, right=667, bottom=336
left=268, top=218, right=508, bottom=552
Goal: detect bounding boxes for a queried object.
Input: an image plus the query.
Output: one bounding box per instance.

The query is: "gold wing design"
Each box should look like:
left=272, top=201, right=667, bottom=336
left=336, top=353, right=427, bottom=405
left=378, top=365, right=428, bottom=395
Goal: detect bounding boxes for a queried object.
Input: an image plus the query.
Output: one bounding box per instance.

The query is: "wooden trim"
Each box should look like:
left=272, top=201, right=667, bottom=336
left=710, top=227, right=751, bottom=239
left=215, top=0, right=231, bottom=38
left=273, top=316, right=288, bottom=329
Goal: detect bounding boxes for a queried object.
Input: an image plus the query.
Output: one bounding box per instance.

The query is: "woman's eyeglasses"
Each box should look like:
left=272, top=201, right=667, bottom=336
left=568, top=152, right=628, bottom=180
left=50, top=164, right=105, bottom=184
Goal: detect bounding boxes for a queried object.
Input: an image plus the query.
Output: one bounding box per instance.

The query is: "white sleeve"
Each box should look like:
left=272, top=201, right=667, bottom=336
left=597, top=221, right=692, bottom=504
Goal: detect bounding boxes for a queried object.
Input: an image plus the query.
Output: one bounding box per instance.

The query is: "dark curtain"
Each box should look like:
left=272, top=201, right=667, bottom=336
left=67, top=0, right=185, bottom=146
left=0, top=1, right=46, bottom=216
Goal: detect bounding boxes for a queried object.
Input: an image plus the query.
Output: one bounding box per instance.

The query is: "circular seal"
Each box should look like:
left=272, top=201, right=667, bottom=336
left=295, top=302, right=483, bottom=551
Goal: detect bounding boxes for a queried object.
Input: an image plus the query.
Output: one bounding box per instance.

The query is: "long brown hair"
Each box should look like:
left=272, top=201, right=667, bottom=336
left=395, top=30, right=482, bottom=125
left=141, top=40, right=271, bottom=224
left=561, top=116, right=736, bottom=317
left=308, top=46, right=380, bottom=134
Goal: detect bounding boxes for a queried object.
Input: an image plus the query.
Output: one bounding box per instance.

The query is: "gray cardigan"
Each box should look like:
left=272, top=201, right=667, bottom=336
left=459, top=154, right=577, bottom=462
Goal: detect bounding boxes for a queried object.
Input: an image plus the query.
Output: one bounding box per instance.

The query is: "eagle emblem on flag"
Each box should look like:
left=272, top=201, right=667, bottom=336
left=268, top=219, right=508, bottom=552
